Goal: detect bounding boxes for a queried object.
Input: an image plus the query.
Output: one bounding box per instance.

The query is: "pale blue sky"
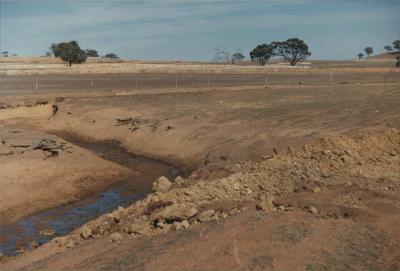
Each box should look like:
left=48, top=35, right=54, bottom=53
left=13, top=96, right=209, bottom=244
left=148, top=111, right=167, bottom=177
left=1, top=0, right=399, bottom=60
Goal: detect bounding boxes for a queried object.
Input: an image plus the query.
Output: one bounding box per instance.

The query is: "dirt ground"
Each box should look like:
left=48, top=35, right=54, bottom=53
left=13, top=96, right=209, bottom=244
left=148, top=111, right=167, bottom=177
left=0, top=60, right=399, bottom=270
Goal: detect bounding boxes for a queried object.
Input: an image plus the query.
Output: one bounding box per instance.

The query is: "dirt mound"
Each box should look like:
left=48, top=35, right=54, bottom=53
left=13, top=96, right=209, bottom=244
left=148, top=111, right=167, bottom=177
left=13, top=129, right=394, bottom=256
left=2, top=128, right=398, bottom=270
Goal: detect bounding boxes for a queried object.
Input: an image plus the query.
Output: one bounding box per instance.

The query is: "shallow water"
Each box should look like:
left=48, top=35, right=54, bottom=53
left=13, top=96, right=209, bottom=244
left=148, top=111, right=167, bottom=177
left=0, top=138, right=178, bottom=256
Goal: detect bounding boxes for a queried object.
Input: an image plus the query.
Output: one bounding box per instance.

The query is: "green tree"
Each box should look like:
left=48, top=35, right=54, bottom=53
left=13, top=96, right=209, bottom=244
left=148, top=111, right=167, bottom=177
left=50, top=41, right=87, bottom=66
left=250, top=44, right=272, bottom=65
left=271, top=38, right=311, bottom=66
left=364, top=47, right=373, bottom=57
left=104, top=53, right=119, bottom=59
left=393, top=40, right=400, bottom=52
left=231, top=52, right=245, bottom=64
left=85, top=49, right=99, bottom=57
left=358, top=53, right=364, bottom=60
left=384, top=45, right=393, bottom=52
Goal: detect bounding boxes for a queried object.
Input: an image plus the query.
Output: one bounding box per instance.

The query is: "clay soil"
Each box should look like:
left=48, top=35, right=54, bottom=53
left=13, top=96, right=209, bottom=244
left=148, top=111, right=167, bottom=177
left=0, top=60, right=399, bottom=270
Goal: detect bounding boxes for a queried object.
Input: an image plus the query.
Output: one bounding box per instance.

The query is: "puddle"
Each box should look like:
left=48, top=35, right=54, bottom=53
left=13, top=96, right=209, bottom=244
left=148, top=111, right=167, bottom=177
left=0, top=137, right=179, bottom=256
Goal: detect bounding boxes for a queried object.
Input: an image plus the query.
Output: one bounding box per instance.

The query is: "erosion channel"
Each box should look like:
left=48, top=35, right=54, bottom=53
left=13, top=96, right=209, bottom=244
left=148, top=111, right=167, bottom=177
left=0, top=136, right=179, bottom=256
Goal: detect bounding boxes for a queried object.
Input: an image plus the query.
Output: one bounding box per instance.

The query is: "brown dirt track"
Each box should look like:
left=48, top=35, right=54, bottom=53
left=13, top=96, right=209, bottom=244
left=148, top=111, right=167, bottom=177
left=0, top=60, right=399, bottom=270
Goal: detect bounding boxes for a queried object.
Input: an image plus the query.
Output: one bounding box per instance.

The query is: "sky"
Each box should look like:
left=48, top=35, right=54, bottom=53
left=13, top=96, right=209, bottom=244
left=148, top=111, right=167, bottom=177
left=0, top=0, right=399, bottom=61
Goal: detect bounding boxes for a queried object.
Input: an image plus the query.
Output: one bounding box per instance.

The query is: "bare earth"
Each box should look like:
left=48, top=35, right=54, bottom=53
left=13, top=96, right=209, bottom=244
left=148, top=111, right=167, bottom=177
left=0, top=58, right=399, bottom=270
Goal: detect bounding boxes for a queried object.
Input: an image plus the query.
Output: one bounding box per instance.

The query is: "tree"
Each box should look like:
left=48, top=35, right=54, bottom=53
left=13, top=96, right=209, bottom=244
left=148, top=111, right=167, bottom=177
left=1, top=51, right=8, bottom=57
left=384, top=45, right=393, bottom=52
left=45, top=52, right=52, bottom=57
left=393, top=40, right=400, bottom=52
left=213, top=46, right=231, bottom=63
left=250, top=44, right=272, bottom=65
left=364, top=47, right=373, bottom=57
left=271, top=38, right=311, bottom=66
left=358, top=53, right=364, bottom=60
left=104, top=53, right=119, bottom=59
left=50, top=41, right=87, bottom=66
left=231, top=52, right=245, bottom=64
left=85, top=49, right=99, bottom=57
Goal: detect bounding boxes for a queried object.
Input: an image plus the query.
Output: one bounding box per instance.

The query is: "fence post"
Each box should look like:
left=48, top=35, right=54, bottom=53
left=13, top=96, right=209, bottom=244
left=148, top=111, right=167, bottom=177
left=207, top=75, right=210, bottom=89
left=90, top=79, right=94, bottom=87
left=35, top=79, right=38, bottom=93
left=135, top=77, right=138, bottom=90
left=330, top=71, right=333, bottom=84
left=175, top=75, right=178, bottom=89
left=265, top=75, right=268, bottom=88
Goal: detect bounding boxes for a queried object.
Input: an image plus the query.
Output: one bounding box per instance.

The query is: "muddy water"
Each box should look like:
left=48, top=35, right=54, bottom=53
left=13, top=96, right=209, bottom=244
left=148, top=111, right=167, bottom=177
left=0, top=138, right=179, bottom=256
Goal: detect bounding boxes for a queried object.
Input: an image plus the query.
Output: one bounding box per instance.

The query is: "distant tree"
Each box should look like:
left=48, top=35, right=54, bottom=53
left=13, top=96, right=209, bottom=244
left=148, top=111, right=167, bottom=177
left=11, top=53, right=18, bottom=56
left=104, top=53, right=119, bottom=59
left=50, top=41, right=87, bottom=66
left=85, top=49, right=99, bottom=57
left=364, top=47, right=373, bottom=57
left=1, top=51, right=9, bottom=57
left=250, top=44, right=272, bottom=65
left=45, top=52, right=52, bottom=57
left=393, top=40, right=400, bottom=52
left=271, top=38, right=311, bottom=66
left=384, top=45, right=393, bottom=52
left=358, top=53, right=364, bottom=60
left=231, top=52, right=245, bottom=64
left=213, top=46, right=231, bottom=63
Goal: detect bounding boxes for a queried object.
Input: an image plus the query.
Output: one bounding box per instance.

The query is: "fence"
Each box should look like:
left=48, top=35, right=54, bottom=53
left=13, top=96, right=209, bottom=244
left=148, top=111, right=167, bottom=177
left=0, top=72, right=395, bottom=96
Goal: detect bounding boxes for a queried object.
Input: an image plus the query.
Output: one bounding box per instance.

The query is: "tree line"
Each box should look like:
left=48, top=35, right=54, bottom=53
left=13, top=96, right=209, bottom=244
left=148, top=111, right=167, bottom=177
left=214, top=38, right=311, bottom=66
left=47, top=38, right=399, bottom=67
left=357, top=40, right=400, bottom=59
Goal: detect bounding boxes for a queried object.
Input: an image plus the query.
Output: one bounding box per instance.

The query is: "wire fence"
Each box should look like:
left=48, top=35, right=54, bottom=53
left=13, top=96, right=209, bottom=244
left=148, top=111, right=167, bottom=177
left=0, top=72, right=397, bottom=96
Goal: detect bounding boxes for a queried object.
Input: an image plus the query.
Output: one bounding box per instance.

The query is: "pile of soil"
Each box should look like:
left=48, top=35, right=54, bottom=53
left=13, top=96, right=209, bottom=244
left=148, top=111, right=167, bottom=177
left=3, top=129, right=397, bottom=270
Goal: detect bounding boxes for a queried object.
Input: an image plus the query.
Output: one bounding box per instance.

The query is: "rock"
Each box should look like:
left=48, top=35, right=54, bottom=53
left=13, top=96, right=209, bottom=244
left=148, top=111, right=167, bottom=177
left=110, top=212, right=122, bottom=223
left=151, top=204, right=198, bottom=221
left=256, top=194, right=275, bottom=212
left=80, top=226, right=92, bottom=239
left=197, top=209, right=215, bottom=223
left=54, top=237, right=75, bottom=248
left=128, top=223, right=152, bottom=236
left=39, top=228, right=55, bottom=236
left=221, top=212, right=229, bottom=219
left=152, top=176, right=172, bottom=193
left=241, top=188, right=252, bottom=195
left=110, top=232, right=123, bottom=242
left=174, top=176, right=186, bottom=185
left=35, top=99, right=48, bottom=105
left=55, top=97, right=65, bottom=103
left=232, top=182, right=240, bottom=191
left=312, top=187, right=321, bottom=193
left=308, top=206, right=318, bottom=215
left=172, top=220, right=190, bottom=231
left=181, top=220, right=190, bottom=228
left=228, top=208, right=239, bottom=216
left=156, top=220, right=168, bottom=229
left=30, top=241, right=39, bottom=249
left=172, top=221, right=183, bottom=231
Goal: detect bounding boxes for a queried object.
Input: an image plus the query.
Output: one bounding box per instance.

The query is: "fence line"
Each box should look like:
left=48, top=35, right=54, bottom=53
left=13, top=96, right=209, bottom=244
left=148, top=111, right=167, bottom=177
left=0, top=72, right=389, bottom=95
